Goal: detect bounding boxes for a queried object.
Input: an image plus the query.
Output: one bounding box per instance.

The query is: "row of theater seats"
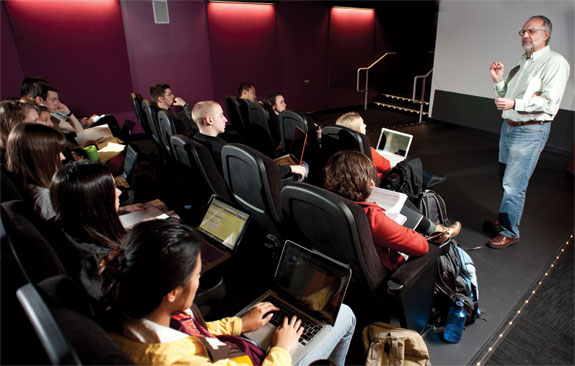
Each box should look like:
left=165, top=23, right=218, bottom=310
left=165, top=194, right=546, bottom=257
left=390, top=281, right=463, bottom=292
left=127, top=91, right=443, bottom=331
left=162, top=134, right=442, bottom=332
left=131, top=91, right=371, bottom=173
left=0, top=92, right=442, bottom=364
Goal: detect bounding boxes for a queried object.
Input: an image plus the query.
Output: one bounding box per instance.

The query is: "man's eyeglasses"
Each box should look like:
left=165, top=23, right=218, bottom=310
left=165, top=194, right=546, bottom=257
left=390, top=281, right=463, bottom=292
left=518, top=28, right=546, bottom=37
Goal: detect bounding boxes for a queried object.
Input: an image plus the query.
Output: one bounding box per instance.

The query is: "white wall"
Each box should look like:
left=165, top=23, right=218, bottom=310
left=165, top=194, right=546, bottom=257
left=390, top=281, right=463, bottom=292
left=431, top=0, right=574, bottom=115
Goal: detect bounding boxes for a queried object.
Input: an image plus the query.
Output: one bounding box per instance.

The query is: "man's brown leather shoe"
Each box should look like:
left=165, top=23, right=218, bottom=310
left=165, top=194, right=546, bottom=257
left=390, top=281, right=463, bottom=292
left=487, top=234, right=519, bottom=249
left=482, top=219, right=502, bottom=235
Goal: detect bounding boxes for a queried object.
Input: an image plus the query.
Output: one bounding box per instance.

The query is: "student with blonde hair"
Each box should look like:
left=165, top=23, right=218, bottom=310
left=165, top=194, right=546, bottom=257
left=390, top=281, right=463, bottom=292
left=335, top=111, right=446, bottom=187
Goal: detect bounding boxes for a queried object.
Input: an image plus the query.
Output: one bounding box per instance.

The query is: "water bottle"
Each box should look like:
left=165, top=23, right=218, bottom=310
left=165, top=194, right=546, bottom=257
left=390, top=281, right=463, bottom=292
left=443, top=300, right=466, bottom=343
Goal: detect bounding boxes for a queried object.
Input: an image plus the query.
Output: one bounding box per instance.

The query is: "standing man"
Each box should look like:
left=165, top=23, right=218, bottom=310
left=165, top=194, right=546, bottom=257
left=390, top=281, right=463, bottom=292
left=486, top=15, right=570, bottom=248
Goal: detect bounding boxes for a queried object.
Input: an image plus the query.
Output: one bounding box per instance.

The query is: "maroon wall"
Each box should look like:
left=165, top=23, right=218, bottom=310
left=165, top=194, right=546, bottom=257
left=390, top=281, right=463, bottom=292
left=4, top=0, right=133, bottom=118
left=2, top=0, right=393, bottom=120
left=275, top=2, right=330, bottom=112
left=121, top=1, right=214, bottom=107
left=1, top=2, right=24, bottom=100
left=207, top=2, right=277, bottom=107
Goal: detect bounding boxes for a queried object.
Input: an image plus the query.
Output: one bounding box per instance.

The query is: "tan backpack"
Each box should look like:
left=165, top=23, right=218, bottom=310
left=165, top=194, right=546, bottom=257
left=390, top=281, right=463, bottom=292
left=363, top=322, right=431, bottom=366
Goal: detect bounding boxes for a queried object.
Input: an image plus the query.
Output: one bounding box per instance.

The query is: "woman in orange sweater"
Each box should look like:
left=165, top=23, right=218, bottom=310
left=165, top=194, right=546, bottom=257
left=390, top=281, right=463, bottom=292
left=324, top=151, right=460, bottom=271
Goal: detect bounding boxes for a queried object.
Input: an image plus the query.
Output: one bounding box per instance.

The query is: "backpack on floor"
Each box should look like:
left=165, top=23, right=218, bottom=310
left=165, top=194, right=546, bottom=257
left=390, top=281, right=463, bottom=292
left=434, top=241, right=480, bottom=325
left=363, top=322, right=431, bottom=366
left=415, top=189, right=450, bottom=226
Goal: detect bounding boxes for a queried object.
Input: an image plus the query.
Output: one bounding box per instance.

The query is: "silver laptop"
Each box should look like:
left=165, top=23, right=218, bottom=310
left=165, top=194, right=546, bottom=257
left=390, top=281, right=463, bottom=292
left=375, top=127, right=413, bottom=168
left=235, top=240, right=351, bottom=364
left=197, top=195, right=252, bottom=272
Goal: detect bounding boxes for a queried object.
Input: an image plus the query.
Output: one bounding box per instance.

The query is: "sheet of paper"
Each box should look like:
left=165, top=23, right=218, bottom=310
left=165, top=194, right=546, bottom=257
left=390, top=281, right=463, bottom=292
left=75, top=124, right=113, bottom=146
left=367, top=187, right=408, bottom=214
left=385, top=212, right=407, bottom=225
left=119, top=203, right=166, bottom=229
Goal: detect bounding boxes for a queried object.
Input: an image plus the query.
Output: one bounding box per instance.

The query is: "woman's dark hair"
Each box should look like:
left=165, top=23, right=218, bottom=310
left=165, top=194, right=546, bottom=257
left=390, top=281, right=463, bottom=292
left=324, top=150, right=378, bottom=202
left=112, top=220, right=202, bottom=319
left=263, top=93, right=282, bottom=109
left=50, top=161, right=125, bottom=249
left=6, top=123, right=66, bottom=187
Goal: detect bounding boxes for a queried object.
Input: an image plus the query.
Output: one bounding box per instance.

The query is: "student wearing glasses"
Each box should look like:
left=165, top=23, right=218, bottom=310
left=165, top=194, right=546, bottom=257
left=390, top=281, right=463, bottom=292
left=486, top=15, right=570, bottom=248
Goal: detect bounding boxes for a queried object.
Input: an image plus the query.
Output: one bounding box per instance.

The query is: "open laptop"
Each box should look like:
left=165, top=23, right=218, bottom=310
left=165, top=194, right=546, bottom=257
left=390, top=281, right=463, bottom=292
left=197, top=194, right=252, bottom=272
left=114, top=144, right=138, bottom=188
left=274, top=126, right=308, bottom=166
left=235, top=240, right=351, bottom=364
left=375, top=127, right=413, bottom=168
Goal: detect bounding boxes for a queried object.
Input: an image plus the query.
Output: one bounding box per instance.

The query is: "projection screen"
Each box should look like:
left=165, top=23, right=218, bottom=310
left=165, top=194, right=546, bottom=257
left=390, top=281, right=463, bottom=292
left=430, top=0, right=574, bottom=153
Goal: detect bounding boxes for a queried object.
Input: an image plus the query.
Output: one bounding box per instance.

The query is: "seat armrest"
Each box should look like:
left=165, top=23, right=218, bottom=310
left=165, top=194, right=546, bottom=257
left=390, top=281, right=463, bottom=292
left=386, top=244, right=441, bottom=294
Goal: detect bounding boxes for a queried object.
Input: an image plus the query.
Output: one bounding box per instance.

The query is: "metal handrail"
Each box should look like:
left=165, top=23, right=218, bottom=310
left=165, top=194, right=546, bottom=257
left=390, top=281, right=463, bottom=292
left=412, top=68, right=433, bottom=123
left=356, top=52, right=396, bottom=110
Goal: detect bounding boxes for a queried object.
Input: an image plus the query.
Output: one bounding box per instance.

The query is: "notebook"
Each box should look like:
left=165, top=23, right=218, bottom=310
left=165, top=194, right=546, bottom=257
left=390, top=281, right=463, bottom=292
left=274, top=126, right=308, bottom=166
left=235, top=240, right=351, bottom=364
left=375, top=127, right=413, bottom=168
left=197, top=195, right=252, bottom=272
left=114, top=145, right=138, bottom=188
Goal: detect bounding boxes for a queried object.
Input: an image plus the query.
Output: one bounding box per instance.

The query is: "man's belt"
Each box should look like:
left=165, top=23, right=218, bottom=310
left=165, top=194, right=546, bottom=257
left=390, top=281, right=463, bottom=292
left=506, top=120, right=551, bottom=127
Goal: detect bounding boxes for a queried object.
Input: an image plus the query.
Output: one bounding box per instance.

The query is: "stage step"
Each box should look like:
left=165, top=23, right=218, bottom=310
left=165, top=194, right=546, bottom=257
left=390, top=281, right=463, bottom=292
left=372, top=94, right=429, bottom=119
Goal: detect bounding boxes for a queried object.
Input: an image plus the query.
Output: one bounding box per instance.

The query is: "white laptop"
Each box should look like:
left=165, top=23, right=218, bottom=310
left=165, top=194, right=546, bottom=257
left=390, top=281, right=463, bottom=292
left=375, top=127, right=413, bottom=168
left=235, top=240, right=351, bottom=364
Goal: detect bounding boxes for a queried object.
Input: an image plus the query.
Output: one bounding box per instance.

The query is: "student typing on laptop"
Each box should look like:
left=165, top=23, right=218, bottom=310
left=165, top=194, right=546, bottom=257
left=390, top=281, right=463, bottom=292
left=324, top=151, right=462, bottom=270
left=335, top=112, right=446, bottom=188
left=191, top=101, right=307, bottom=179
left=108, top=221, right=355, bottom=366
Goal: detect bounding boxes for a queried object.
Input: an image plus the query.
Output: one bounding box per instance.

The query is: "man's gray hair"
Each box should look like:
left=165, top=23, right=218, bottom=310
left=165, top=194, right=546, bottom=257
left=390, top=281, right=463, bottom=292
left=530, top=15, right=552, bottom=45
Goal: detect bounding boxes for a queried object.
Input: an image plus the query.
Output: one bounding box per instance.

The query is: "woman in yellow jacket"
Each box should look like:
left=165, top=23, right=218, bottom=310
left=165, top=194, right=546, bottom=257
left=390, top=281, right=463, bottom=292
left=107, top=220, right=329, bottom=366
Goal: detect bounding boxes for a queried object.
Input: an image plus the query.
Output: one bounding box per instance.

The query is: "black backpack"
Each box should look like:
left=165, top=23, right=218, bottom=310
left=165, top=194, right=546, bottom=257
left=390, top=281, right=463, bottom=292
left=433, top=241, right=480, bottom=325
left=416, top=189, right=450, bottom=225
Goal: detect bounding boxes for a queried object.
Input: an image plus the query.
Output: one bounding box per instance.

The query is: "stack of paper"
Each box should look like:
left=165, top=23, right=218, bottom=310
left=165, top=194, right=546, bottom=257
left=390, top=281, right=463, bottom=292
left=366, top=187, right=408, bottom=225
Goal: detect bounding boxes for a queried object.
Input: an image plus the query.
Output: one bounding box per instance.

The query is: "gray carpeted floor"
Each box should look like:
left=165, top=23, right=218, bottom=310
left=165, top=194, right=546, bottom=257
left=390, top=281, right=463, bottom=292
left=484, top=239, right=574, bottom=366
left=313, top=107, right=574, bottom=365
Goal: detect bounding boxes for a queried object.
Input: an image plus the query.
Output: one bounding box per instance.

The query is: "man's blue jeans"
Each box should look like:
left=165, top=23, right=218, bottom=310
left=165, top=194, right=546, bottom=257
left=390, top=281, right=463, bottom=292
left=296, top=304, right=356, bottom=366
left=498, top=120, right=551, bottom=239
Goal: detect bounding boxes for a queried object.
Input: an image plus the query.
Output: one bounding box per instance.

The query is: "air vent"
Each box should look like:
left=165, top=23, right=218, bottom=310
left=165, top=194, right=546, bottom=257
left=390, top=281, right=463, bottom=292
left=153, top=0, right=170, bottom=24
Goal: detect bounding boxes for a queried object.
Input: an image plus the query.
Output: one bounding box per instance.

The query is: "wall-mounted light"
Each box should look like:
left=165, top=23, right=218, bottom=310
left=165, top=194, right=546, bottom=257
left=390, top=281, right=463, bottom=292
left=331, top=6, right=375, bottom=20
left=207, top=0, right=277, bottom=5
left=207, top=1, right=275, bottom=18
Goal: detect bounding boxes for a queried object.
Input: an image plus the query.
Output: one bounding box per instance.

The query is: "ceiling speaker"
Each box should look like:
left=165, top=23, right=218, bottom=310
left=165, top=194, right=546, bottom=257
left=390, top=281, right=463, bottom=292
left=153, top=0, right=170, bottom=24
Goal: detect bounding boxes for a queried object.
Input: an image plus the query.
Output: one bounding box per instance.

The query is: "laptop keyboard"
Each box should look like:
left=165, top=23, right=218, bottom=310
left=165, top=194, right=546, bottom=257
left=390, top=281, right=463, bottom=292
left=273, top=155, right=295, bottom=166
left=261, top=295, right=322, bottom=345
left=114, top=175, right=130, bottom=188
